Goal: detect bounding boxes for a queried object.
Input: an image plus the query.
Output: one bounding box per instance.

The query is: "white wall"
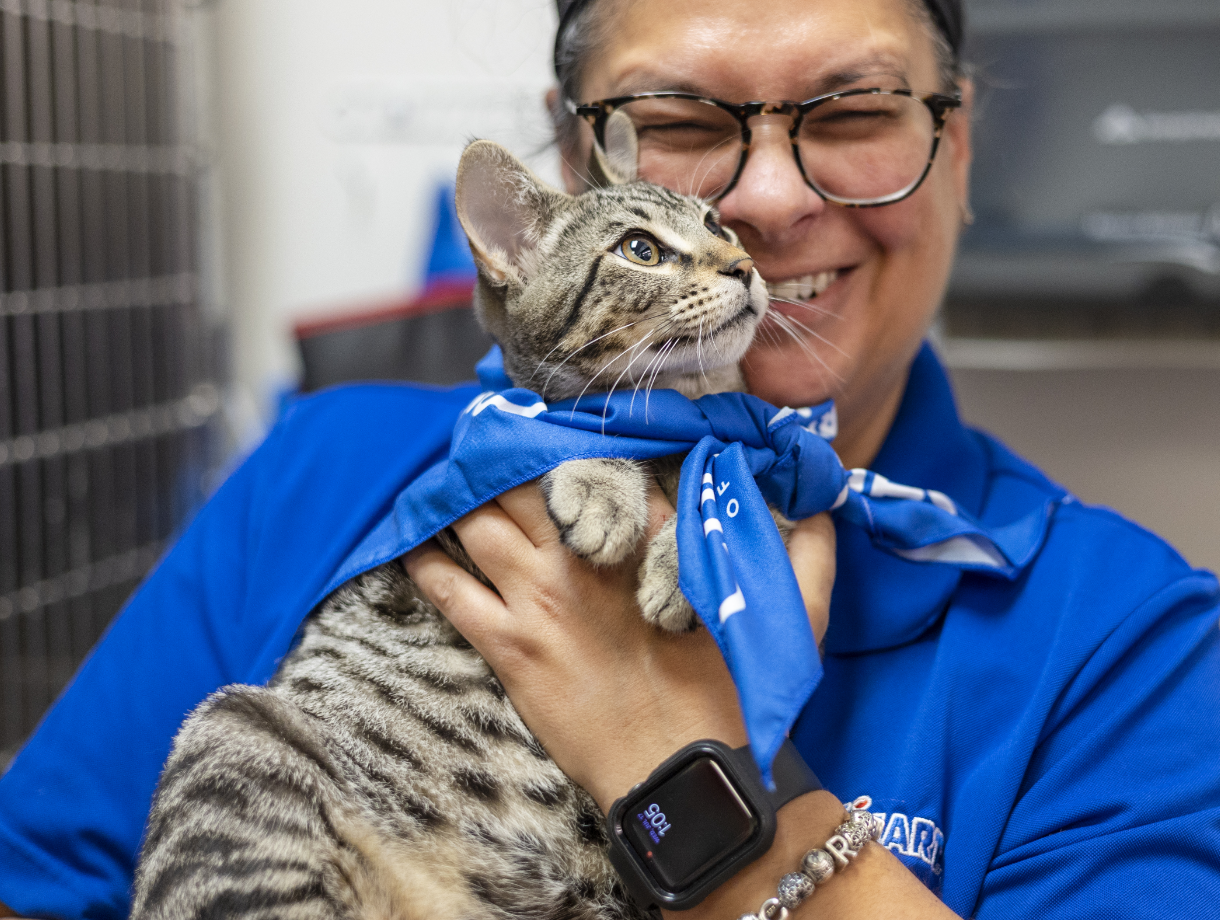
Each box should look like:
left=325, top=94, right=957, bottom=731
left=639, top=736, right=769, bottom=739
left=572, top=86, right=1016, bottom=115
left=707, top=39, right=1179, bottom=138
left=949, top=364, right=1220, bottom=574
left=210, top=0, right=559, bottom=417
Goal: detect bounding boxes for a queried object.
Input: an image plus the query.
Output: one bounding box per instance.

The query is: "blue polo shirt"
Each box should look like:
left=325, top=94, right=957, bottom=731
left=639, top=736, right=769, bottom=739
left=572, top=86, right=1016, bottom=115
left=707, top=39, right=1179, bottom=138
left=1, top=344, right=1217, bottom=919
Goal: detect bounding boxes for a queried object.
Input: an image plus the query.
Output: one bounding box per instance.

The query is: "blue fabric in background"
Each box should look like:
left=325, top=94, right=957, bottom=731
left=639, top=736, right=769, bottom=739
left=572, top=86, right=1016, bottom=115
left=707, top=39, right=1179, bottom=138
left=421, top=182, right=478, bottom=290
left=1, top=344, right=1218, bottom=920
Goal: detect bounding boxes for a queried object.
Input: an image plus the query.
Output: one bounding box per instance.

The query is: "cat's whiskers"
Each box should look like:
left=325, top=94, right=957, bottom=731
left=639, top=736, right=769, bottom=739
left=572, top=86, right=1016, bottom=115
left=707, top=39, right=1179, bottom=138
left=632, top=330, right=681, bottom=419
left=557, top=147, right=600, bottom=193
left=601, top=330, right=671, bottom=431
left=693, top=318, right=710, bottom=389
left=768, top=312, right=846, bottom=386
left=761, top=316, right=826, bottom=384
left=644, top=338, right=681, bottom=419
left=757, top=318, right=787, bottom=351
left=569, top=328, right=658, bottom=422
left=630, top=334, right=670, bottom=416
left=773, top=311, right=850, bottom=360
left=680, top=136, right=741, bottom=199
left=533, top=335, right=597, bottom=385
left=536, top=318, right=642, bottom=398
left=767, top=296, right=839, bottom=319
left=768, top=312, right=830, bottom=367
left=561, top=302, right=683, bottom=415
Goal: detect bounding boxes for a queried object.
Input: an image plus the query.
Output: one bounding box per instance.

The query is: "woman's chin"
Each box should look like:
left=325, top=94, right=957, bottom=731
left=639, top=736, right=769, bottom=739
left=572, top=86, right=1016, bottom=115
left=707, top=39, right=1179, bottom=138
left=741, top=339, right=844, bottom=410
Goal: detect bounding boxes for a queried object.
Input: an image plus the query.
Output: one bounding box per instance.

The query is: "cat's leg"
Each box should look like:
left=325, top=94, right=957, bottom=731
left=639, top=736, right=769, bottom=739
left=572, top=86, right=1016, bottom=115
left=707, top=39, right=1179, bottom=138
left=131, top=687, right=360, bottom=920
left=638, top=506, right=798, bottom=633
left=637, top=515, right=698, bottom=632
left=540, top=458, right=649, bottom=566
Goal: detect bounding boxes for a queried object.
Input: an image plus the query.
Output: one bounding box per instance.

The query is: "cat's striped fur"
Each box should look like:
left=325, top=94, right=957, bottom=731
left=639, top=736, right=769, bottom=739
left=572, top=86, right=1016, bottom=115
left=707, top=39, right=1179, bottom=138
left=131, top=565, right=635, bottom=920
left=130, top=141, right=769, bottom=919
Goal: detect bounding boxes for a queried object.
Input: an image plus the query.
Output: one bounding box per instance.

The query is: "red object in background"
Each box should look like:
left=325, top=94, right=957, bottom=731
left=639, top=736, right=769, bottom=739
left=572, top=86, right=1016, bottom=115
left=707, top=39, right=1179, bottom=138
left=294, top=279, right=491, bottom=392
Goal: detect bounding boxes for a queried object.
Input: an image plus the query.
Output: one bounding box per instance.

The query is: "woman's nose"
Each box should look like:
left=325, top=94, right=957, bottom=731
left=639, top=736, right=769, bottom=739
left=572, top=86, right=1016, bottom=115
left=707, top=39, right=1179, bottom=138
left=716, top=115, right=827, bottom=241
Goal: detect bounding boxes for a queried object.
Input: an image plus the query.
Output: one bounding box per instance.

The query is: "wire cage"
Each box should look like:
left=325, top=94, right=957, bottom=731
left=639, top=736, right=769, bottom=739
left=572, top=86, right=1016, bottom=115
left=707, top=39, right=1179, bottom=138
left=1, top=0, right=221, bottom=764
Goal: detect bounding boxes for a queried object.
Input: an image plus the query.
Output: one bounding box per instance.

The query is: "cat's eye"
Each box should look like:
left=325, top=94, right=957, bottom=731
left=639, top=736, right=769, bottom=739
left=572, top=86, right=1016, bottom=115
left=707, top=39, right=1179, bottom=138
left=618, top=233, right=662, bottom=266
left=704, top=214, right=729, bottom=239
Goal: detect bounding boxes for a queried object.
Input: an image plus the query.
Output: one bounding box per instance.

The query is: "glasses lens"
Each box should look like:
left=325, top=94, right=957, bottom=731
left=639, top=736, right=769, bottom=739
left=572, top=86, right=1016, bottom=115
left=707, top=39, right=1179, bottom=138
left=605, top=97, right=743, bottom=199
left=797, top=93, right=937, bottom=205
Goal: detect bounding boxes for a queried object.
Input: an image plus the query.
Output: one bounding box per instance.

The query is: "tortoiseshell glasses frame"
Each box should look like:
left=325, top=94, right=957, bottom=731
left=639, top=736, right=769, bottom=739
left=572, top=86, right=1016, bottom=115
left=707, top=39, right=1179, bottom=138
left=568, top=87, right=963, bottom=207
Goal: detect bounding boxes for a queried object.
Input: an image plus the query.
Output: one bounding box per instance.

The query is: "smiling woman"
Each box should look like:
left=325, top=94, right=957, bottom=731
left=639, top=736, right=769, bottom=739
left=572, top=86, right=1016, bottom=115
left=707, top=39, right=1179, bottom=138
left=0, top=1, right=1218, bottom=918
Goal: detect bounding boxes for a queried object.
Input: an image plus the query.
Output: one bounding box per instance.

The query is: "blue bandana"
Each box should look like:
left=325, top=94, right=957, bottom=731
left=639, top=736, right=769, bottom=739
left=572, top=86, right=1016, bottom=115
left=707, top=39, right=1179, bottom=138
left=335, top=347, right=1054, bottom=784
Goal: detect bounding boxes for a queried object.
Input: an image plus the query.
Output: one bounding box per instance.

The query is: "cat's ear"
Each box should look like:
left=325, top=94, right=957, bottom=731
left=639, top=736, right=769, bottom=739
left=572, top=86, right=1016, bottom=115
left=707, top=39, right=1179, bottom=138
left=455, top=140, right=564, bottom=285
left=587, top=110, right=639, bottom=187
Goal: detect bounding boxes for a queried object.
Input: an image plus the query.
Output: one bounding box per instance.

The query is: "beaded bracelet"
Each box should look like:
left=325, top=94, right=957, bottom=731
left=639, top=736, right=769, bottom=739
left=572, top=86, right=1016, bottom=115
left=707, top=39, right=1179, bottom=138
left=735, top=807, right=884, bottom=920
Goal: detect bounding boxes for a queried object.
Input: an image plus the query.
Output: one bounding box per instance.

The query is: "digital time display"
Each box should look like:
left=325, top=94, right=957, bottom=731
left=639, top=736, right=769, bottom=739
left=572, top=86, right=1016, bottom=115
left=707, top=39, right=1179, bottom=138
left=622, top=757, right=759, bottom=890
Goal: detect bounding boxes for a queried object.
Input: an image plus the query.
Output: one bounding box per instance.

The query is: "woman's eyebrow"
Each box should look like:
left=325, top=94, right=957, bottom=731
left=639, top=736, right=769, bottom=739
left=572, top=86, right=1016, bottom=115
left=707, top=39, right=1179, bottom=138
left=607, top=57, right=912, bottom=102
left=608, top=73, right=707, bottom=97
left=813, top=65, right=912, bottom=95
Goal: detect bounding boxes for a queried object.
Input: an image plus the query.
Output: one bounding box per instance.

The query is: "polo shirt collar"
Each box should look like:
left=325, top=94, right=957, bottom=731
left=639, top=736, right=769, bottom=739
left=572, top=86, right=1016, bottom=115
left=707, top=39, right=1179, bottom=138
left=825, top=342, right=988, bottom=654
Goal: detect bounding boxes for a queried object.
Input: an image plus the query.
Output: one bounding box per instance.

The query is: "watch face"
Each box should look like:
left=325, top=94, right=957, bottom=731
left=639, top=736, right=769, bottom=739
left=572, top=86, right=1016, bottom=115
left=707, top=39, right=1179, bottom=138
left=622, top=756, right=759, bottom=891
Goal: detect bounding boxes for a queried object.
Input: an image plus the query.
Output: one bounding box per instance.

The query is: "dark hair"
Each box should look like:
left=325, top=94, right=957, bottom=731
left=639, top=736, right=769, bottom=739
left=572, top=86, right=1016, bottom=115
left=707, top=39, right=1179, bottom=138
left=554, top=0, right=963, bottom=71
left=549, top=0, right=965, bottom=154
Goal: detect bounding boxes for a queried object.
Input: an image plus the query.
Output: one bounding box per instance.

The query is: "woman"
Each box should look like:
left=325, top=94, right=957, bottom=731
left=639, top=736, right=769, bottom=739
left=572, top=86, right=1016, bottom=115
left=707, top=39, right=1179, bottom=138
left=1, top=0, right=1217, bottom=917
left=406, top=0, right=1220, bottom=917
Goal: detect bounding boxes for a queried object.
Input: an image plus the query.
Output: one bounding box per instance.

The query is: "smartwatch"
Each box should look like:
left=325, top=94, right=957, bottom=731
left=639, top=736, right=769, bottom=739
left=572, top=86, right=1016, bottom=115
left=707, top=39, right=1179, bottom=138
left=605, top=738, right=821, bottom=912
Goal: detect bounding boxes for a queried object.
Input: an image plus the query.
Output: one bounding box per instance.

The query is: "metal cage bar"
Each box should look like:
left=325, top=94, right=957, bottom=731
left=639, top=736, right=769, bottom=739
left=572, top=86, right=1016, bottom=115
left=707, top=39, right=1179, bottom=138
left=1, top=0, right=219, bottom=763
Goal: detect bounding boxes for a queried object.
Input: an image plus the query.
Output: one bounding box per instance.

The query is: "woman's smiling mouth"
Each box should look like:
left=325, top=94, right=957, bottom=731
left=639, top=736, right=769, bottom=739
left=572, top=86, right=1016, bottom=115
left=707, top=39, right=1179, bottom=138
left=766, top=270, right=841, bottom=301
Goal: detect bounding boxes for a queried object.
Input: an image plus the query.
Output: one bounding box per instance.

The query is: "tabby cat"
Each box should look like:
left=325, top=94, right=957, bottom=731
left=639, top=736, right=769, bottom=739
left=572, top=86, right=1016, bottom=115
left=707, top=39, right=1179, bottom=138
left=129, top=140, right=771, bottom=920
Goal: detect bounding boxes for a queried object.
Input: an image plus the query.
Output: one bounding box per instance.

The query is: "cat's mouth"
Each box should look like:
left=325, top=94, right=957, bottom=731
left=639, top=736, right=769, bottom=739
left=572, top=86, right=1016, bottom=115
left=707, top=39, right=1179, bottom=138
left=666, top=303, right=759, bottom=348
left=765, top=270, right=839, bottom=302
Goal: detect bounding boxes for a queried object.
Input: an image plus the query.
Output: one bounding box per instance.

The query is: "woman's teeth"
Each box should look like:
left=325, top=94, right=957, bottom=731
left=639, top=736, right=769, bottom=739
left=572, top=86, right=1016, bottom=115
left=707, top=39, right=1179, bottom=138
left=766, top=271, right=838, bottom=301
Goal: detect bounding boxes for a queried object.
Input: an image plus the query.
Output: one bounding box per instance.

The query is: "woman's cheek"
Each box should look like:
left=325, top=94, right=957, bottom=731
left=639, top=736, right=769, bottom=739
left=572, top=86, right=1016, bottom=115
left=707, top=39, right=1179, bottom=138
left=860, top=185, right=961, bottom=308
left=858, top=191, right=941, bottom=256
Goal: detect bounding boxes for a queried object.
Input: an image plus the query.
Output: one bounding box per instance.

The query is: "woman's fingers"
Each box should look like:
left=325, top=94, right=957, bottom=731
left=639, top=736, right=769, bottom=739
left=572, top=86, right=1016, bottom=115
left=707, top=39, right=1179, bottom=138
left=786, top=512, right=837, bottom=645
left=402, top=538, right=512, bottom=651
left=492, top=481, right=560, bottom=549
left=447, top=490, right=543, bottom=592
left=493, top=474, right=674, bottom=558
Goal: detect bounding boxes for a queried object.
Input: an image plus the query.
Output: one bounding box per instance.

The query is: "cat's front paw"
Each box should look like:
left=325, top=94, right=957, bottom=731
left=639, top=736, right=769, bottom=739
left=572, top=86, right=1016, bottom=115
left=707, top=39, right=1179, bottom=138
left=638, top=515, right=698, bottom=632
left=541, top=459, right=649, bottom=565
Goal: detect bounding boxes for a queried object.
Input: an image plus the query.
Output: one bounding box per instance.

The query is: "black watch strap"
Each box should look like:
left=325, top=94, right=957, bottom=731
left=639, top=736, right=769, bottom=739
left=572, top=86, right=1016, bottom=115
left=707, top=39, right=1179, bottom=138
left=730, top=737, right=822, bottom=810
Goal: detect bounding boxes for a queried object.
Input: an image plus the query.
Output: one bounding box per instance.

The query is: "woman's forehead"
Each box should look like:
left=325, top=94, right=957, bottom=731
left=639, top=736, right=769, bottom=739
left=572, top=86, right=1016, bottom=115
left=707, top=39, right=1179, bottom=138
left=585, top=0, right=936, bottom=101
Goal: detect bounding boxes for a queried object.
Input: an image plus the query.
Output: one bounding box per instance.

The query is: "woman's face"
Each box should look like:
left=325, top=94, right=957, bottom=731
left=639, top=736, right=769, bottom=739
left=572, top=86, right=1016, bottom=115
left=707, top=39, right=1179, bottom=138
left=567, top=0, right=973, bottom=465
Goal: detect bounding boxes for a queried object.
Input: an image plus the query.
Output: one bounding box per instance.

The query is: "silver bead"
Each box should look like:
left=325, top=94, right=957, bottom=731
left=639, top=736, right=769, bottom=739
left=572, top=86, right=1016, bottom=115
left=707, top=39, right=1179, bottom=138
left=758, top=897, right=789, bottom=920
left=776, top=872, right=815, bottom=909
left=736, top=914, right=759, bottom=920
left=837, top=818, right=873, bottom=850
left=848, top=809, right=873, bottom=831
left=848, top=808, right=883, bottom=841
left=801, top=847, right=836, bottom=884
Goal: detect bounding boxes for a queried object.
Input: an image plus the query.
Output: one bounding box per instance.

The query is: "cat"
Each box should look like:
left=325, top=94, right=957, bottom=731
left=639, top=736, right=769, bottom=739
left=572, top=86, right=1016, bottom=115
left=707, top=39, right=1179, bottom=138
left=128, top=139, right=772, bottom=920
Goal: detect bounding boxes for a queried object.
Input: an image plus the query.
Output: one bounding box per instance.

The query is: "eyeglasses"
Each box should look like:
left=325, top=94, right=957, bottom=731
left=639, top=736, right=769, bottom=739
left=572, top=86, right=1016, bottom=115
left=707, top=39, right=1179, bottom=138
left=568, top=88, right=962, bottom=206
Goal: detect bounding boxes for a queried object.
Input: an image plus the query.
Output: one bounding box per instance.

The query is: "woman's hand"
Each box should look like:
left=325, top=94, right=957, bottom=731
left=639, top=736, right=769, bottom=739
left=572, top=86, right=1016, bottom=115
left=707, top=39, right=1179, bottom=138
left=405, top=489, right=959, bottom=920
left=403, top=480, right=835, bottom=813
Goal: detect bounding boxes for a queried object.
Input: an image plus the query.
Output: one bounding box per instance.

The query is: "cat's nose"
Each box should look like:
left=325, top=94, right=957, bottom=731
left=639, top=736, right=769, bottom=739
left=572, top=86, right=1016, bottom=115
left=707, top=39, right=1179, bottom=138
left=720, top=257, right=755, bottom=287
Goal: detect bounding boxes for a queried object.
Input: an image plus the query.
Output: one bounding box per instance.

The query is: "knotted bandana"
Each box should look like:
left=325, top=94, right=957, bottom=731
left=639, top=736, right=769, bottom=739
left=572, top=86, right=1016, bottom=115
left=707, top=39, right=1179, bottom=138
left=339, top=347, right=1053, bottom=784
